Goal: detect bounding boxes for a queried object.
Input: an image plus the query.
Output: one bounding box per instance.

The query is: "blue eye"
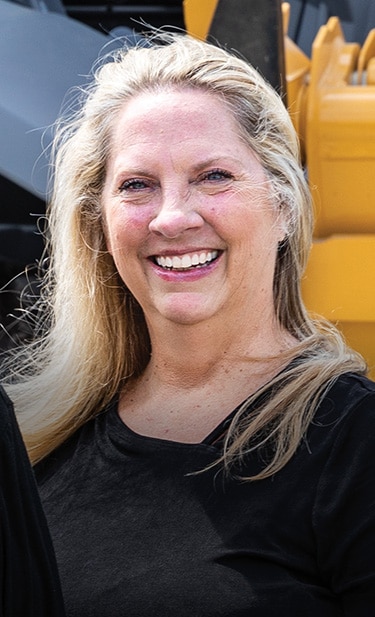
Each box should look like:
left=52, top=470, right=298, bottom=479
left=202, top=169, right=233, bottom=182
left=119, top=178, right=149, bottom=191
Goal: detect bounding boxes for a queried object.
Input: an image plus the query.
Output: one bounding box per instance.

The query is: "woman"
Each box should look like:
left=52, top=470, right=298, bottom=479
left=2, top=33, right=375, bottom=615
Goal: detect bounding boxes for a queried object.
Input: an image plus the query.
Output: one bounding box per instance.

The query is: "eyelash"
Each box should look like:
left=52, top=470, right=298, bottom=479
left=200, top=169, right=234, bottom=182
left=118, top=178, right=150, bottom=192
left=118, top=168, right=234, bottom=193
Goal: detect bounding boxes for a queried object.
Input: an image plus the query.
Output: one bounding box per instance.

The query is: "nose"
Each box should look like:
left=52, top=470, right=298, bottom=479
left=148, top=189, right=204, bottom=238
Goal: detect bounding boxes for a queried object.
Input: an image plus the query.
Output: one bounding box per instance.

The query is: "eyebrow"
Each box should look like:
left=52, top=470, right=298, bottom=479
left=189, top=156, right=244, bottom=173
left=109, top=154, right=251, bottom=185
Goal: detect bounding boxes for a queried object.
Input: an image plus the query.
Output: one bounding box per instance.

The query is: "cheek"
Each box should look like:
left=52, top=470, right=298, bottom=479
left=104, top=206, right=152, bottom=255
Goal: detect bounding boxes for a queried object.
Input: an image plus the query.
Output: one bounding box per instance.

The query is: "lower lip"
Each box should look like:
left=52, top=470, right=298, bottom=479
left=149, top=254, right=222, bottom=282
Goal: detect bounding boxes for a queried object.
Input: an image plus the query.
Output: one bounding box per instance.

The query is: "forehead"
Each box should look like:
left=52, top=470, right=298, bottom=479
left=107, top=87, right=258, bottom=169
left=111, top=88, right=241, bottom=141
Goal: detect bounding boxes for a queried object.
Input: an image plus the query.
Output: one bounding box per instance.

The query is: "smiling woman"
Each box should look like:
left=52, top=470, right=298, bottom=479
left=102, top=87, right=283, bottom=333
left=1, top=32, right=375, bottom=617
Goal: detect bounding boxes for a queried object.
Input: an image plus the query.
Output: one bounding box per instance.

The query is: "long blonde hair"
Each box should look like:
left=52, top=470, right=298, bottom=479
left=1, top=33, right=366, bottom=474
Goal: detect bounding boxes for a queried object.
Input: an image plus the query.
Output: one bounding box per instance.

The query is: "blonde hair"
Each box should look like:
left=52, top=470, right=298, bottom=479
left=1, top=33, right=366, bottom=474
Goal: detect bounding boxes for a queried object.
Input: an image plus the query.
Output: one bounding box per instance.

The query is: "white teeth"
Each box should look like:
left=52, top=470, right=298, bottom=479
left=155, top=250, right=218, bottom=270
left=181, top=255, right=191, bottom=268
left=199, top=252, right=207, bottom=264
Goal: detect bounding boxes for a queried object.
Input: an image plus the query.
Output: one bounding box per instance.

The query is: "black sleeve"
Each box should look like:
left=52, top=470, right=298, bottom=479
left=313, top=389, right=375, bottom=616
left=0, top=386, right=65, bottom=617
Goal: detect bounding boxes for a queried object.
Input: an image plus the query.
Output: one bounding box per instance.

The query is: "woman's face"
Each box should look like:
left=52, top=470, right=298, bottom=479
left=102, top=88, right=286, bottom=331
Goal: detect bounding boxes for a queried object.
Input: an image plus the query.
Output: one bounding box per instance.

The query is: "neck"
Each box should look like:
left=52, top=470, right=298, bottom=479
left=119, top=312, right=299, bottom=444
left=143, top=314, right=296, bottom=390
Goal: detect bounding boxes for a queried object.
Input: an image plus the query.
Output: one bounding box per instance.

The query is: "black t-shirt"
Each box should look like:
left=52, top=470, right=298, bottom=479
left=0, top=386, right=65, bottom=617
left=36, top=373, right=375, bottom=616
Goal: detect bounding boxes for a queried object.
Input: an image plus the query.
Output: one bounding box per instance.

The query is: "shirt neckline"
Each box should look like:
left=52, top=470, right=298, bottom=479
left=106, top=359, right=296, bottom=452
left=105, top=390, right=275, bottom=459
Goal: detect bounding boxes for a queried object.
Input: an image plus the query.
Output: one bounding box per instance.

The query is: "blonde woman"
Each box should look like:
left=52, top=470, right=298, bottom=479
left=2, top=34, right=375, bottom=616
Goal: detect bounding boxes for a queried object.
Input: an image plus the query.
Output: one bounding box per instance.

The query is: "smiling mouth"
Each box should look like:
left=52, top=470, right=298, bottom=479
left=153, top=250, right=220, bottom=271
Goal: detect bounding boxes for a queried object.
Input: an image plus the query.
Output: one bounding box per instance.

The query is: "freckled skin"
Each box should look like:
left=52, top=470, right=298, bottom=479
left=102, top=88, right=286, bottom=331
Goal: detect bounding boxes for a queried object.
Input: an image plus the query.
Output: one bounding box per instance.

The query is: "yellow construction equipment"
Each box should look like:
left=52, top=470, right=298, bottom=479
left=283, top=3, right=375, bottom=377
left=184, top=1, right=375, bottom=377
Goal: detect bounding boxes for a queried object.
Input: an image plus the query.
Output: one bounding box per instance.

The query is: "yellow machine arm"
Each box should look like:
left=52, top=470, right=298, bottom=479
left=283, top=3, right=375, bottom=378
left=184, top=1, right=375, bottom=377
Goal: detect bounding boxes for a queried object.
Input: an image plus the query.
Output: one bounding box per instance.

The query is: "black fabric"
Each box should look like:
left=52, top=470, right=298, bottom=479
left=36, top=373, right=375, bottom=616
left=0, top=386, right=65, bottom=617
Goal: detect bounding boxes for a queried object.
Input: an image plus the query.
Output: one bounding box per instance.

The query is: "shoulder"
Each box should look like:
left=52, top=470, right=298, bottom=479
left=307, top=373, right=375, bottom=476
left=35, top=404, right=108, bottom=485
left=35, top=424, right=86, bottom=485
left=317, top=372, right=375, bottom=424
left=303, top=372, right=375, bottom=464
left=325, top=371, right=375, bottom=402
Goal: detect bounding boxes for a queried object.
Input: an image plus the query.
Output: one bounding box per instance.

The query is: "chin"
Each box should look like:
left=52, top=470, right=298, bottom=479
left=156, top=295, right=218, bottom=326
